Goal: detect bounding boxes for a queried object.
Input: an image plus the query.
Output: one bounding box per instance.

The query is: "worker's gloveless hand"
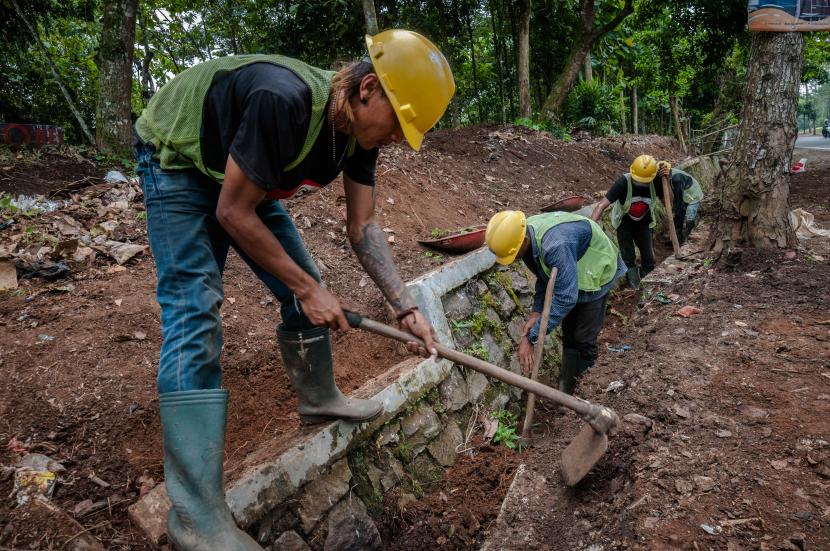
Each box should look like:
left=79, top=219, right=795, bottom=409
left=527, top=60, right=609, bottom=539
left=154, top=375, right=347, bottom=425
left=521, top=311, right=541, bottom=338
left=299, top=287, right=350, bottom=331
left=518, top=336, right=534, bottom=374
left=657, top=162, right=671, bottom=179
left=400, top=310, right=438, bottom=358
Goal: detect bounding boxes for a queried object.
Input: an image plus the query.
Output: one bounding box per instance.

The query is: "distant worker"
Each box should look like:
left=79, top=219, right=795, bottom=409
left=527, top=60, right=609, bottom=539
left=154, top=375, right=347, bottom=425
left=485, top=210, right=625, bottom=395
left=591, top=155, right=703, bottom=288
left=133, top=30, right=454, bottom=550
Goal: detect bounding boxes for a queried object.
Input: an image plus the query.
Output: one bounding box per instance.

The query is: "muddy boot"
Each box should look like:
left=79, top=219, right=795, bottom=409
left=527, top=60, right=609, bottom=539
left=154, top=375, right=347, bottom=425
left=160, top=389, right=262, bottom=551
left=625, top=267, right=641, bottom=289
left=278, top=326, right=383, bottom=424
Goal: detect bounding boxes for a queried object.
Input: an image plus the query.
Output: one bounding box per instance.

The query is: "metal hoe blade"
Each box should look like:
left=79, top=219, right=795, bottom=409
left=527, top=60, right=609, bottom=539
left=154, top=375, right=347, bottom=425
left=560, top=424, right=608, bottom=486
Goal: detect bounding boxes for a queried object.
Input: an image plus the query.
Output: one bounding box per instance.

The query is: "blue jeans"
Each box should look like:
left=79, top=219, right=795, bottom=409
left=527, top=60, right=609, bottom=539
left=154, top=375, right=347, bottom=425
left=135, top=143, right=320, bottom=393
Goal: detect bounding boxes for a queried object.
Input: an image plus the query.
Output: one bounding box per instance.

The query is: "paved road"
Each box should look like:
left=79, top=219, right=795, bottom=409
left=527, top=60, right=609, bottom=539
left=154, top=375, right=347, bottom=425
left=795, top=134, right=830, bottom=150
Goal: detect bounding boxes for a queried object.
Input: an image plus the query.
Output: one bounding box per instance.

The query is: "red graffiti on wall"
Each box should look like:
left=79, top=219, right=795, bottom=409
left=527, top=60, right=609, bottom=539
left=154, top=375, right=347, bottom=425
left=1, top=124, right=64, bottom=147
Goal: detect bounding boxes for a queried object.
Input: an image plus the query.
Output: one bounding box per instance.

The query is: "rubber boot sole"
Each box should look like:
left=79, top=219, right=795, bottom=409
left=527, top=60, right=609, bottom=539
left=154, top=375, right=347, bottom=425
left=299, top=405, right=383, bottom=425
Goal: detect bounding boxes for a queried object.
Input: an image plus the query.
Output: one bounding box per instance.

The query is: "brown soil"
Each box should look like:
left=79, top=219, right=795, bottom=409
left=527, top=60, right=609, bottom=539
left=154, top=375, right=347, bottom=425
left=378, top=437, right=522, bottom=550
left=500, top=154, right=830, bottom=550
left=0, top=128, right=683, bottom=549
left=0, top=148, right=113, bottom=197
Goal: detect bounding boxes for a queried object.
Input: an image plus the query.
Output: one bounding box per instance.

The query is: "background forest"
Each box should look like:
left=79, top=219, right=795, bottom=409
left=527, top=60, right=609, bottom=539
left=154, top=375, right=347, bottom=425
left=1, top=0, right=830, bottom=154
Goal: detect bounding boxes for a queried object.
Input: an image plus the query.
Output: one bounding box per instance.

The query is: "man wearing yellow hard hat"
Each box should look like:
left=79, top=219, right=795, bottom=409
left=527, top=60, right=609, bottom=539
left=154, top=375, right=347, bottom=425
left=133, top=30, right=454, bottom=549
left=485, top=210, right=626, bottom=395
left=590, top=154, right=703, bottom=287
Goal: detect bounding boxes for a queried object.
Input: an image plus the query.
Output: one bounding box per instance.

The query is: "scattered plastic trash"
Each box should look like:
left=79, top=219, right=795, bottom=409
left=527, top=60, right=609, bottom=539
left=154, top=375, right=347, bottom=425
left=700, top=524, right=722, bottom=535
left=673, top=305, right=702, bottom=318
left=0, top=219, right=14, bottom=230
left=104, top=170, right=129, bottom=184
left=17, top=260, right=71, bottom=281
left=10, top=195, right=63, bottom=214
left=37, top=334, right=55, bottom=342
left=790, top=158, right=807, bottom=173
left=789, top=208, right=830, bottom=239
left=603, top=380, right=625, bottom=393
left=655, top=292, right=673, bottom=305
left=607, top=344, right=631, bottom=353
left=14, top=470, right=57, bottom=505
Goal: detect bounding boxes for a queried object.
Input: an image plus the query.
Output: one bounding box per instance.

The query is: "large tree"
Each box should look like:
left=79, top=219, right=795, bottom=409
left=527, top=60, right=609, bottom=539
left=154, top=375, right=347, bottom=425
left=540, top=0, right=633, bottom=120
left=515, top=0, right=531, bottom=117
left=96, top=0, right=137, bottom=155
left=714, top=31, right=803, bottom=253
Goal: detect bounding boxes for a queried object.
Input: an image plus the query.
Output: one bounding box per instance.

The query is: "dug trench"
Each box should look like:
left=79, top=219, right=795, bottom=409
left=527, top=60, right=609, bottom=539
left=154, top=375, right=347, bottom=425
left=0, top=126, right=725, bottom=549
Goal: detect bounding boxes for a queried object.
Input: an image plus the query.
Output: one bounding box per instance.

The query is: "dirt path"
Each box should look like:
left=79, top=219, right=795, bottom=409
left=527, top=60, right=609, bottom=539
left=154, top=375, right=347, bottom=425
left=487, top=156, right=830, bottom=550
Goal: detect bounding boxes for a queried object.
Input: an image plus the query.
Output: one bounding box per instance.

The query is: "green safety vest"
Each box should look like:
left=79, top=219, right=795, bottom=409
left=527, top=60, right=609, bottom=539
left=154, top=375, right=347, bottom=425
left=673, top=168, right=705, bottom=205
left=609, top=174, right=664, bottom=230
left=135, top=55, right=342, bottom=182
left=527, top=212, right=620, bottom=292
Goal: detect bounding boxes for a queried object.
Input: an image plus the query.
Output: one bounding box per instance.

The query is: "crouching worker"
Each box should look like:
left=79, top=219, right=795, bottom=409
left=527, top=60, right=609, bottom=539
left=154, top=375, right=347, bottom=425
left=484, top=210, right=625, bottom=395
left=134, top=30, right=454, bottom=550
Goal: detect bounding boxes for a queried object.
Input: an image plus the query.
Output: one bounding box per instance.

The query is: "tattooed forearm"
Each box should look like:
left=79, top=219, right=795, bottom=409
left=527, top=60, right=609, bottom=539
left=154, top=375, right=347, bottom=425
left=351, top=222, right=415, bottom=312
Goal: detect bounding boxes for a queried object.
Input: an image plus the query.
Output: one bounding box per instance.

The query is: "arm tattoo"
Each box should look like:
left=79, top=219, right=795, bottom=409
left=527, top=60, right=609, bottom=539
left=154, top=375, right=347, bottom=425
left=352, top=222, right=415, bottom=312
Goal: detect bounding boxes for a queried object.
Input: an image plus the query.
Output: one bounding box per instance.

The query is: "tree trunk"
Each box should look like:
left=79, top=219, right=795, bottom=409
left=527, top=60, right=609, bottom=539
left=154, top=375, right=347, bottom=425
left=362, top=0, right=379, bottom=35
left=670, top=95, right=687, bottom=152
left=96, top=0, right=138, bottom=156
left=466, top=11, right=481, bottom=123
left=632, top=86, right=638, bottom=135
left=619, top=86, right=627, bottom=133
left=490, top=0, right=506, bottom=123
left=583, top=51, right=593, bottom=82
left=714, top=32, right=802, bottom=253
left=540, top=0, right=633, bottom=120
left=516, top=0, right=531, bottom=118
left=12, top=0, right=96, bottom=145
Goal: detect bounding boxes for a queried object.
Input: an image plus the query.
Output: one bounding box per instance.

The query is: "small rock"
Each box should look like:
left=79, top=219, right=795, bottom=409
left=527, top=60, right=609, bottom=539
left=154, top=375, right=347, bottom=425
left=793, top=511, right=813, bottom=521
left=789, top=532, right=806, bottom=551
left=507, top=318, right=525, bottom=343
left=673, top=404, right=691, bottom=419
left=376, top=421, right=400, bottom=447
left=675, top=479, right=693, bottom=495
left=643, top=517, right=660, bottom=529
left=716, top=430, right=732, bottom=438
left=622, top=413, right=653, bottom=432
left=323, top=498, right=381, bottom=551
left=481, top=332, right=505, bottom=366
left=770, top=459, right=788, bottom=470
left=400, top=406, right=441, bottom=440
left=297, top=459, right=352, bottom=533
left=439, top=369, right=469, bottom=412
left=274, top=530, right=310, bottom=551
left=427, top=423, right=464, bottom=467
left=466, top=371, right=489, bottom=403
left=73, top=499, right=95, bottom=516
left=693, top=475, right=716, bottom=492
left=739, top=405, right=769, bottom=421
left=443, top=289, right=475, bottom=320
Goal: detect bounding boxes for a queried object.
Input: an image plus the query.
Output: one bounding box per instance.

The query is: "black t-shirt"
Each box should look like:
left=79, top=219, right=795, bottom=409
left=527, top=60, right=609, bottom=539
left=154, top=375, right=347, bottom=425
left=201, top=63, right=378, bottom=198
left=605, top=174, right=677, bottom=223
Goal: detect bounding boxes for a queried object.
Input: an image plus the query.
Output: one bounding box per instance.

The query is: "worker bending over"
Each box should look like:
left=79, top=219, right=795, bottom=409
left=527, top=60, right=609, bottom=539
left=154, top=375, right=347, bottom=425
left=485, top=210, right=625, bottom=395
left=591, top=155, right=703, bottom=288
left=134, top=30, right=454, bottom=550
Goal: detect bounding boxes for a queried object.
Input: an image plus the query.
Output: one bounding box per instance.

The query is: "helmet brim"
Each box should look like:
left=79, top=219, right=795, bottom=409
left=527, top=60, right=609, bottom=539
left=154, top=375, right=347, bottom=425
left=631, top=173, right=655, bottom=183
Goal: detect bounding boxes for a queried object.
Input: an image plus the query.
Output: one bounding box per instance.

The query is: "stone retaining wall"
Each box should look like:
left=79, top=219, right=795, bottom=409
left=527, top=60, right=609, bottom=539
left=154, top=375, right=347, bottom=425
left=249, top=263, right=548, bottom=550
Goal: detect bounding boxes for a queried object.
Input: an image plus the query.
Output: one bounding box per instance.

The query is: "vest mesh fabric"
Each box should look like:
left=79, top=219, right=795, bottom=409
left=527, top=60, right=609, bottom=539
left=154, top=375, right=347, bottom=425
left=527, top=212, right=619, bottom=292
left=610, top=173, right=664, bottom=230
left=135, top=55, right=335, bottom=182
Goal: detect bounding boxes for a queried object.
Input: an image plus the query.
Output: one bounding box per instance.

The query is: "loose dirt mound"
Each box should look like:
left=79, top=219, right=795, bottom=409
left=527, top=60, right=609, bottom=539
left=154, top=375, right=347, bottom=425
left=0, top=127, right=682, bottom=548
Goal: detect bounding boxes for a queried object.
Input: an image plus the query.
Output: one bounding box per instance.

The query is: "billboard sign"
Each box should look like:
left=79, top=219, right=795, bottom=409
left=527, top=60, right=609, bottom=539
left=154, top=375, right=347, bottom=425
left=748, top=1, right=830, bottom=31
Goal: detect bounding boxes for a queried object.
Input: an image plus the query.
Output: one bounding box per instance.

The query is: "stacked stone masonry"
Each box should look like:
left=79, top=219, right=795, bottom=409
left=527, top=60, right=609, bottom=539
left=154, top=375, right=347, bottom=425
left=250, top=263, right=563, bottom=550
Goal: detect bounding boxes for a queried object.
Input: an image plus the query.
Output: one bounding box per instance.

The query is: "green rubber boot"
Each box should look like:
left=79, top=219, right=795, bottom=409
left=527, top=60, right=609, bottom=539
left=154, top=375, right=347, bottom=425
left=278, top=326, right=383, bottom=424
left=625, top=266, right=641, bottom=289
left=160, top=389, right=262, bottom=551
left=558, top=348, right=593, bottom=395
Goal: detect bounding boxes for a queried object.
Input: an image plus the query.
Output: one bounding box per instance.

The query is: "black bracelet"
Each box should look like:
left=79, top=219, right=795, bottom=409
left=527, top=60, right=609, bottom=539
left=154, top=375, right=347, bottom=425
left=395, top=306, right=419, bottom=322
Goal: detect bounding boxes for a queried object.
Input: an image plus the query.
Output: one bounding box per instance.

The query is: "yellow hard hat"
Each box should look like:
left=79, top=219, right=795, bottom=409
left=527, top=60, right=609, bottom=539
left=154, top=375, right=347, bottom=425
left=630, top=154, right=658, bottom=183
left=485, top=210, right=527, bottom=265
left=365, top=30, right=455, bottom=151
